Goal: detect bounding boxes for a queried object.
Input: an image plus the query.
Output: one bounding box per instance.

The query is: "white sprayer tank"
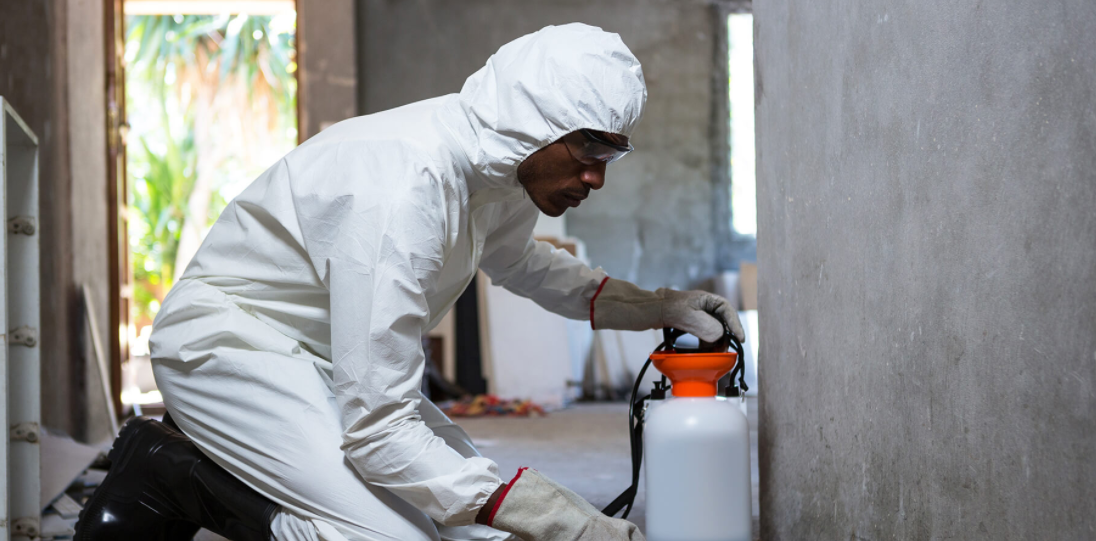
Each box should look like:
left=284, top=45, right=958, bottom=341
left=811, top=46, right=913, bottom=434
left=643, top=355, right=752, bottom=541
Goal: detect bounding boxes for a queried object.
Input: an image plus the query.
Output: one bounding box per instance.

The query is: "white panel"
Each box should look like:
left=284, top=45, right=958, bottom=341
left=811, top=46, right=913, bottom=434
left=741, top=310, right=759, bottom=396
left=0, top=96, right=11, bottom=541
left=478, top=273, right=573, bottom=409
left=2, top=97, right=42, bottom=541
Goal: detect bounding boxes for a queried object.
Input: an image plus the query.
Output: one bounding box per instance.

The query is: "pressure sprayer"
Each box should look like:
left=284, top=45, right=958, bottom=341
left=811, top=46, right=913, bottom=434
left=602, top=327, right=751, bottom=541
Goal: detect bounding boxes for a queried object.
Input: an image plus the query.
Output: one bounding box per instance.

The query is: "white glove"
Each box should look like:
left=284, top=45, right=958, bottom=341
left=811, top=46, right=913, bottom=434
left=591, top=278, right=745, bottom=343
left=489, top=468, right=645, bottom=541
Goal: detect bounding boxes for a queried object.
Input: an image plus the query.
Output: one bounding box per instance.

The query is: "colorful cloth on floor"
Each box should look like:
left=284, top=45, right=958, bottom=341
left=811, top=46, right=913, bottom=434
left=441, top=395, right=547, bottom=417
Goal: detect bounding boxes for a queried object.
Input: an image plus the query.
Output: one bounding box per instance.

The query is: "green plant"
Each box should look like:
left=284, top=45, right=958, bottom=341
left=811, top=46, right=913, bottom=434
left=125, top=13, right=296, bottom=327
left=129, top=131, right=196, bottom=320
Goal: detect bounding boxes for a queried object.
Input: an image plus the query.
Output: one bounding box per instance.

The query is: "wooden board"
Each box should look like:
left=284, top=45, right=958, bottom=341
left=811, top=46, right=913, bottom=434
left=739, top=262, right=758, bottom=311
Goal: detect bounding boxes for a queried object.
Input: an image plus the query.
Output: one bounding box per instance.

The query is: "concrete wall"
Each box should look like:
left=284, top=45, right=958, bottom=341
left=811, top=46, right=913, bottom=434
left=358, top=0, right=731, bottom=289
left=1, top=0, right=70, bottom=434
left=298, top=0, right=358, bottom=141
left=755, top=1, right=1096, bottom=539
left=1, top=0, right=114, bottom=442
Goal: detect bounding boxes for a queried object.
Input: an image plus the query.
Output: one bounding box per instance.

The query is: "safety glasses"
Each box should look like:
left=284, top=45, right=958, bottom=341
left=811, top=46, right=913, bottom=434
left=562, top=129, right=634, bottom=165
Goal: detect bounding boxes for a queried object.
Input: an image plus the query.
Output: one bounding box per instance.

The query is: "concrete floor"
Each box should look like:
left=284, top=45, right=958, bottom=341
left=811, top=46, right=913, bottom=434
left=199, top=398, right=760, bottom=540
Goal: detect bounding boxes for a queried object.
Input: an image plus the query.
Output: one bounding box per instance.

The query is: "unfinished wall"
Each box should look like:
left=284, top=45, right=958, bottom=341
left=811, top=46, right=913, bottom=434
left=755, top=1, right=1096, bottom=539
left=1, top=0, right=114, bottom=442
left=1, top=0, right=79, bottom=438
left=298, top=0, right=358, bottom=141
left=358, top=0, right=729, bottom=289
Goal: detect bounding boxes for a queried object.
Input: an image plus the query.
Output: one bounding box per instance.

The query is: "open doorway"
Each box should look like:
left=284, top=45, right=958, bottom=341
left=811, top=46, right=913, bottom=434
left=118, top=0, right=299, bottom=411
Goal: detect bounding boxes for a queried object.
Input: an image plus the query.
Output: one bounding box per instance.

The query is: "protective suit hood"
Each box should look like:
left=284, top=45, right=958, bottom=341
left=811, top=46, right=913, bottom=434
left=437, top=23, right=647, bottom=192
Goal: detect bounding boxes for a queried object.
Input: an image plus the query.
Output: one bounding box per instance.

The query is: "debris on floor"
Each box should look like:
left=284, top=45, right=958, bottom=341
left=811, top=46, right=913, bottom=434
left=41, top=459, right=110, bottom=538
left=36, top=429, right=111, bottom=539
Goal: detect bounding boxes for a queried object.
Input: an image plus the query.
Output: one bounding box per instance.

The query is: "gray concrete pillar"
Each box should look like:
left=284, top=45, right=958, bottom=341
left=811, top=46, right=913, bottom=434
left=755, top=1, right=1096, bottom=539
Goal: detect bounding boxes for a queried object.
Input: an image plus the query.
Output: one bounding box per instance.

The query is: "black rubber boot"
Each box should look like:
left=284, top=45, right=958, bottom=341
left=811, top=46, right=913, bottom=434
left=75, top=416, right=279, bottom=541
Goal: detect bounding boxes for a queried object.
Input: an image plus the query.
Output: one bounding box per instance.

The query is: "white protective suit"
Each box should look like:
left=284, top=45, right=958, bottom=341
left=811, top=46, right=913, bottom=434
left=149, top=23, right=646, bottom=541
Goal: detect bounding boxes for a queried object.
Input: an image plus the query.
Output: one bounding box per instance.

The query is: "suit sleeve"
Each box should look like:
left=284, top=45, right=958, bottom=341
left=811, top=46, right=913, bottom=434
left=478, top=203, right=608, bottom=320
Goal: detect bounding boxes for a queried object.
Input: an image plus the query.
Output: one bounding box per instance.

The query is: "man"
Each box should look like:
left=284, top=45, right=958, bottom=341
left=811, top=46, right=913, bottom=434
left=77, top=24, right=743, bottom=541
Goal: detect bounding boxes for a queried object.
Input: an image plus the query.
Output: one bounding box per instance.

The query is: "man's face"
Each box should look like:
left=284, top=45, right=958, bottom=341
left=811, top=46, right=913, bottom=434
left=515, top=130, right=629, bottom=217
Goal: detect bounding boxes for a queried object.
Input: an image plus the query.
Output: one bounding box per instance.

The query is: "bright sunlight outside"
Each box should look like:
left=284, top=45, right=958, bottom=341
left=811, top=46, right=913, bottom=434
left=728, top=13, right=756, bottom=237
left=122, top=8, right=298, bottom=406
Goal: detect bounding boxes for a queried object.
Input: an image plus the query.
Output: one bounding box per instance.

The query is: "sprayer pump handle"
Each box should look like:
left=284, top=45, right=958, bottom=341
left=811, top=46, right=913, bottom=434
left=661, top=327, right=688, bottom=349
left=662, top=327, right=734, bottom=354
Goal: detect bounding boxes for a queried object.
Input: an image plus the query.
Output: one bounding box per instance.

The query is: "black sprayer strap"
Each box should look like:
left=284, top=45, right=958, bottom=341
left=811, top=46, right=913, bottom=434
left=601, top=351, right=657, bottom=519
left=601, top=484, right=637, bottom=518
left=662, top=327, right=687, bottom=349
left=729, top=333, right=748, bottom=393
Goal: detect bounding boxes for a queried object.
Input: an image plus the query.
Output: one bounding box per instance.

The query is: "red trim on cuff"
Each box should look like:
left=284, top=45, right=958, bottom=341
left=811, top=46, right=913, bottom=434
left=589, top=276, right=610, bottom=330
left=487, top=467, right=529, bottom=527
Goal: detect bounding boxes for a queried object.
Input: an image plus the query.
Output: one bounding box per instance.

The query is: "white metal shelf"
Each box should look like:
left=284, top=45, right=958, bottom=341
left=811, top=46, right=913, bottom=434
left=1, top=97, right=43, bottom=541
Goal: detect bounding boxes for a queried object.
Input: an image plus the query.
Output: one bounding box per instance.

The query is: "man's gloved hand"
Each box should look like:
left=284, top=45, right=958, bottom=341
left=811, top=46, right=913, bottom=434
left=488, top=468, right=645, bottom=541
left=591, top=278, right=745, bottom=343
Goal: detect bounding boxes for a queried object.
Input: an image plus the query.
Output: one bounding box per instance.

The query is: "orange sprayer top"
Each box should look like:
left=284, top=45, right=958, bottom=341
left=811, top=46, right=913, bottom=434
left=649, top=351, right=738, bottom=397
